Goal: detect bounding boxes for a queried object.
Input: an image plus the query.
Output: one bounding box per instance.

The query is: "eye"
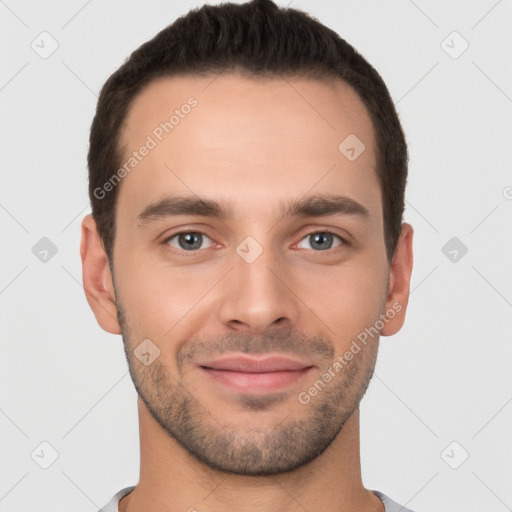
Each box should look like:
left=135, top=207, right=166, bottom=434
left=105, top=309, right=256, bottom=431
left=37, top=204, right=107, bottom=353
left=162, top=230, right=347, bottom=255
left=296, top=231, right=345, bottom=251
left=164, top=231, right=215, bottom=252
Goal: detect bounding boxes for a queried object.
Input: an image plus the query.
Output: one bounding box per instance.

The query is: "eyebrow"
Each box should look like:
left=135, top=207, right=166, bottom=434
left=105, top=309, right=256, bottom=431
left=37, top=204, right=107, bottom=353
left=136, top=194, right=370, bottom=225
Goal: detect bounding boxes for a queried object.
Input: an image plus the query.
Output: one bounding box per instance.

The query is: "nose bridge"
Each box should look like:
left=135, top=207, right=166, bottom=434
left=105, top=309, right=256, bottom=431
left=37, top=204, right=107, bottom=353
left=218, top=233, right=299, bottom=333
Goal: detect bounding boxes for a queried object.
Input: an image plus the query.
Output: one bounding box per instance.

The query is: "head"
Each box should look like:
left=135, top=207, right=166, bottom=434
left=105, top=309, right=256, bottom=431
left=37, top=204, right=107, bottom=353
left=81, top=0, right=413, bottom=476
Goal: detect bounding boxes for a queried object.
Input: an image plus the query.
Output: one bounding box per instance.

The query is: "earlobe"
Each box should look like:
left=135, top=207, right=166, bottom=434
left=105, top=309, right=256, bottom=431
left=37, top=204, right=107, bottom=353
left=381, top=222, right=414, bottom=337
left=80, top=214, right=121, bottom=334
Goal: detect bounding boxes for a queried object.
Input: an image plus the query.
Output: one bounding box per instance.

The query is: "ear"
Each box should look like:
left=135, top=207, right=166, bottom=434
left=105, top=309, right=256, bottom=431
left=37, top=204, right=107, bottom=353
left=80, top=214, right=121, bottom=334
left=381, top=222, right=414, bottom=336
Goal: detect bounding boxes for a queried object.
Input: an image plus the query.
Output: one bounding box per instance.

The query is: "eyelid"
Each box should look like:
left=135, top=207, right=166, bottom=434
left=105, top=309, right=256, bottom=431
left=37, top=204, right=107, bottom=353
left=294, top=229, right=348, bottom=250
left=162, top=229, right=217, bottom=254
left=161, top=226, right=350, bottom=255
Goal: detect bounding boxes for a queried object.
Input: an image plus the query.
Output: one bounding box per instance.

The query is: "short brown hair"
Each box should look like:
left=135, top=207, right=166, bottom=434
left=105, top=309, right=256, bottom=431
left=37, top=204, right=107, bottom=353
left=88, top=0, right=408, bottom=263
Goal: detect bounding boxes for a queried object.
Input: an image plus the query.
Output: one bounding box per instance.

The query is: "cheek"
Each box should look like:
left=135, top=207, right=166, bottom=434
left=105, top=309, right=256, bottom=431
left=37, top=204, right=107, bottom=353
left=114, top=252, right=219, bottom=336
left=305, top=259, right=388, bottom=342
left=114, top=238, right=388, bottom=346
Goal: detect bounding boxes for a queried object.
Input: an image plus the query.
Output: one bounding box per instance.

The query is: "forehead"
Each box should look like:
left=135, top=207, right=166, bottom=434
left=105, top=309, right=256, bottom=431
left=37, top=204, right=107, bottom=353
left=116, top=72, right=380, bottom=219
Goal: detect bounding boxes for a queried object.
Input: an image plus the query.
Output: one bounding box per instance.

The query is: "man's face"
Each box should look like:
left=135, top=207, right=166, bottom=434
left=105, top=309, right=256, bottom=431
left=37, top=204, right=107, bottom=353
left=98, top=73, right=402, bottom=475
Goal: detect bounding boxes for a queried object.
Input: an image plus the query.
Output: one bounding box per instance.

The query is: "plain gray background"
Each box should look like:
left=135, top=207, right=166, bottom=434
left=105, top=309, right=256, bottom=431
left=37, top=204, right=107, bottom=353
left=1, top=1, right=511, bottom=511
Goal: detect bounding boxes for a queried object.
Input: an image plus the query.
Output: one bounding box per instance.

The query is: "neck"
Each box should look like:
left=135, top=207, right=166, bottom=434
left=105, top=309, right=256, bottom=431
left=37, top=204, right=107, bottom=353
left=119, top=398, right=383, bottom=512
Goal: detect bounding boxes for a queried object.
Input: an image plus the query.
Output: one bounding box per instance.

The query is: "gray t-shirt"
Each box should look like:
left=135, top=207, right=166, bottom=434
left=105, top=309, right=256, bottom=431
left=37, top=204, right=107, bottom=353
left=99, top=486, right=416, bottom=511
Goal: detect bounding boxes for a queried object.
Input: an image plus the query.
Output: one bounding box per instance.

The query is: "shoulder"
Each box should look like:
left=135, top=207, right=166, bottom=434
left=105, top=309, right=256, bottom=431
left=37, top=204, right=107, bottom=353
left=371, top=489, right=417, bottom=512
left=98, top=486, right=136, bottom=512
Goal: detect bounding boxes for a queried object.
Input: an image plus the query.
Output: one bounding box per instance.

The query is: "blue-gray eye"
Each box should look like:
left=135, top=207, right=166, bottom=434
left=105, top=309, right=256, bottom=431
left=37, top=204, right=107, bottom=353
left=297, top=232, right=344, bottom=251
left=165, top=230, right=344, bottom=253
left=167, top=232, right=213, bottom=251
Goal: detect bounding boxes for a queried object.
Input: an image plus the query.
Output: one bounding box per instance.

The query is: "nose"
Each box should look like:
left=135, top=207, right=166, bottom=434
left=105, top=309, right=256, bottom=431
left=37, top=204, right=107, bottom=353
left=217, top=241, right=300, bottom=335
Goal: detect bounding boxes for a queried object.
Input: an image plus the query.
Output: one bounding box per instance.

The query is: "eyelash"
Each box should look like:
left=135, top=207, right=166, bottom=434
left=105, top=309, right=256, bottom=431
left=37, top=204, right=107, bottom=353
left=162, top=229, right=349, bottom=256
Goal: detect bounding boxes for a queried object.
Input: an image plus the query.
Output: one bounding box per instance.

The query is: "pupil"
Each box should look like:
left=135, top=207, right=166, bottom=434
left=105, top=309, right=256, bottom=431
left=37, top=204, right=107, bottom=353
left=177, top=233, right=333, bottom=251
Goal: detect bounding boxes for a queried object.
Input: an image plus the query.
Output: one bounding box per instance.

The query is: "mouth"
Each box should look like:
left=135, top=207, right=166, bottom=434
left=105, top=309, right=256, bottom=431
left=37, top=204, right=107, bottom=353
left=197, top=355, right=315, bottom=394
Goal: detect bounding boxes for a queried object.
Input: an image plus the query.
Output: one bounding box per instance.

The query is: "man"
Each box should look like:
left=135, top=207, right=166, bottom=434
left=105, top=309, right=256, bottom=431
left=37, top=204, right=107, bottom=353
left=81, top=0, right=415, bottom=510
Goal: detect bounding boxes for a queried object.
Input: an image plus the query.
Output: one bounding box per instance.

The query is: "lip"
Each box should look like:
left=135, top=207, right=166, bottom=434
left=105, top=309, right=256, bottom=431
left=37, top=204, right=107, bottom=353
left=197, top=355, right=314, bottom=394
left=198, top=355, right=312, bottom=373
